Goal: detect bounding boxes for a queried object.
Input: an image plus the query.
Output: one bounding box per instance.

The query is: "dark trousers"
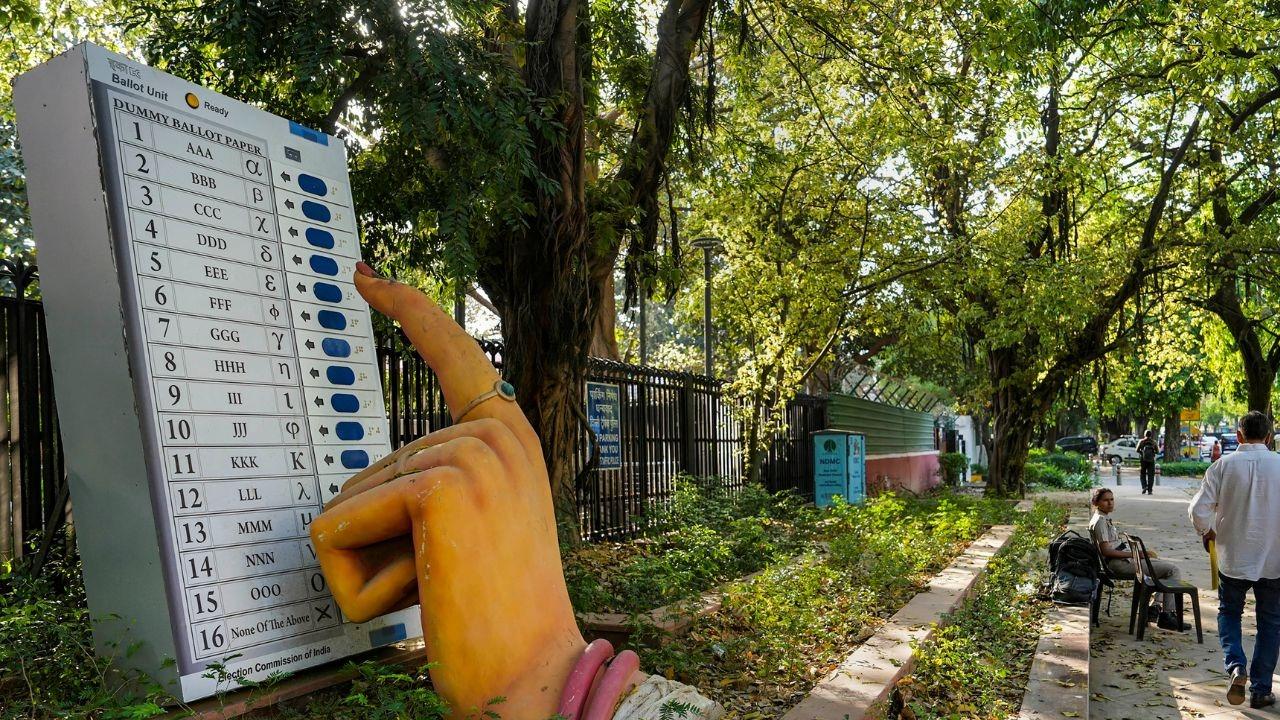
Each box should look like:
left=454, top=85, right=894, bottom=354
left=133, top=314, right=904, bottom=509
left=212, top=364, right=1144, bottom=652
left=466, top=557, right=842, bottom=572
left=1140, top=461, right=1155, bottom=492
left=1219, top=573, right=1280, bottom=695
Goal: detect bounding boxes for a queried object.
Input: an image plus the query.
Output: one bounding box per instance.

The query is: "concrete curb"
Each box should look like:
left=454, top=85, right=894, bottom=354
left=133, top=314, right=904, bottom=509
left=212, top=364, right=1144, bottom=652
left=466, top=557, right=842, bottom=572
left=781, top=524, right=1018, bottom=720
left=1016, top=603, right=1091, bottom=720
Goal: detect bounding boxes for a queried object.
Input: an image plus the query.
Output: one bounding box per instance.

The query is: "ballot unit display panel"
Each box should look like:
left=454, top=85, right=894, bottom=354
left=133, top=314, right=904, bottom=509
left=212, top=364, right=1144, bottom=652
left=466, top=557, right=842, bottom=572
left=12, top=44, right=420, bottom=702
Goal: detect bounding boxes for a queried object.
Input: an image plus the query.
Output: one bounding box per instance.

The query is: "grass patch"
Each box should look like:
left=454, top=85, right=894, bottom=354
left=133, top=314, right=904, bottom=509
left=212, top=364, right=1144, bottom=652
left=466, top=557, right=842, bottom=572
left=886, top=500, right=1068, bottom=720
left=634, top=492, right=1022, bottom=716
left=564, top=478, right=818, bottom=614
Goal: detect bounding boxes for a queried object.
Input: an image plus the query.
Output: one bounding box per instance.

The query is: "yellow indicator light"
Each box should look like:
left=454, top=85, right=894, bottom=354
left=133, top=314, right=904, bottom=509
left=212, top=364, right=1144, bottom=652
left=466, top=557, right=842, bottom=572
left=184, top=92, right=199, bottom=109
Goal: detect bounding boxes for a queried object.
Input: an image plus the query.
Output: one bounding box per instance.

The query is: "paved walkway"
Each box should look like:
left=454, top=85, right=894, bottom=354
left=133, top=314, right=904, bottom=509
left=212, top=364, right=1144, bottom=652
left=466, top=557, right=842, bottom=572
left=1082, top=470, right=1272, bottom=719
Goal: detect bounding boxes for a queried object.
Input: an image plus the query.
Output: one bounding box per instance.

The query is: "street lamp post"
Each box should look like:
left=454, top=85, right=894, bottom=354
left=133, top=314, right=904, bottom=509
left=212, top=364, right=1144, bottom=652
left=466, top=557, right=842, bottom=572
left=691, top=236, right=722, bottom=378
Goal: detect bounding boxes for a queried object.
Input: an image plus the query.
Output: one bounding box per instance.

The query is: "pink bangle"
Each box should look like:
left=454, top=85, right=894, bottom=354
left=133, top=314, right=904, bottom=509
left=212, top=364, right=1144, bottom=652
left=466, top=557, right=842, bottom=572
left=582, top=650, right=640, bottom=720
left=557, top=639, right=615, bottom=720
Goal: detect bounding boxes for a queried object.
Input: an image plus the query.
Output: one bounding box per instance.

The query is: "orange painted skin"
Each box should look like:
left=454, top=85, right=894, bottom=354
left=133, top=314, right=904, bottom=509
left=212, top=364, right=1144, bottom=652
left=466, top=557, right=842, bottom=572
left=309, top=266, right=587, bottom=718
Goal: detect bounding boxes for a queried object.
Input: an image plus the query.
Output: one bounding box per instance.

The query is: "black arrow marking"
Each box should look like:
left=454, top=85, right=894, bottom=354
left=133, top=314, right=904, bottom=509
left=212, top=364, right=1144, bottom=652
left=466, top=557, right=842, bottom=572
left=284, top=199, right=295, bottom=209
left=324, top=455, right=334, bottom=465
left=305, top=339, right=316, bottom=349
left=288, top=227, right=299, bottom=237
left=281, top=171, right=291, bottom=182
left=319, top=425, right=329, bottom=436
left=329, top=483, right=339, bottom=494
left=296, top=283, right=306, bottom=293
left=314, top=396, right=324, bottom=406
left=310, top=368, right=320, bottom=378
left=301, top=311, right=311, bottom=321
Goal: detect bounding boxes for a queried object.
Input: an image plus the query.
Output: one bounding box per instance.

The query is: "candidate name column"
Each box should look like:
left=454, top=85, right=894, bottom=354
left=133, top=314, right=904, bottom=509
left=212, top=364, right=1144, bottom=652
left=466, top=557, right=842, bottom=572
left=272, top=143, right=392, bottom=507
left=107, top=93, right=334, bottom=664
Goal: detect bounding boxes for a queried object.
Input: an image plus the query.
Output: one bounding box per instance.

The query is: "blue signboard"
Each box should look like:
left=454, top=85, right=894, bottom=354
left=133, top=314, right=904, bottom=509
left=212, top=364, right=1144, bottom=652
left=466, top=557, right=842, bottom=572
left=585, top=381, right=622, bottom=470
left=848, top=433, right=866, bottom=503
left=812, top=431, right=867, bottom=507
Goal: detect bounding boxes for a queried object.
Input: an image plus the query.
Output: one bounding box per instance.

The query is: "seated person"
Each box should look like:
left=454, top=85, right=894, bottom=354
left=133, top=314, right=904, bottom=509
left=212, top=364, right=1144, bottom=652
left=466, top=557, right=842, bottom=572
left=1088, top=487, right=1187, bottom=631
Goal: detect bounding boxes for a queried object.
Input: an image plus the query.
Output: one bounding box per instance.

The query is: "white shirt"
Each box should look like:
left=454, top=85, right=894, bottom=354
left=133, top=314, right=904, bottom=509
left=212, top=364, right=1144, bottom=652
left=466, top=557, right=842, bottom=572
left=1189, top=443, right=1280, bottom=581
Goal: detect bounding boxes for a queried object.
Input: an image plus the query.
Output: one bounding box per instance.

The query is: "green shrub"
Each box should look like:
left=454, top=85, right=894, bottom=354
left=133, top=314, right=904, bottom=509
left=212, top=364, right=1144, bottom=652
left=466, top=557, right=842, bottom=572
left=937, top=452, right=969, bottom=486
left=564, top=477, right=818, bottom=614
left=970, top=463, right=987, bottom=476
left=1160, top=460, right=1210, bottom=477
left=1035, top=451, right=1092, bottom=475
left=0, top=543, right=177, bottom=719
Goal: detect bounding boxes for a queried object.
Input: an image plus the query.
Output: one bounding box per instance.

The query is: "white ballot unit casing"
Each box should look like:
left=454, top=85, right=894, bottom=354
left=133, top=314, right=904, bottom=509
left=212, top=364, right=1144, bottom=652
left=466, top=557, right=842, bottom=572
left=13, top=43, right=422, bottom=701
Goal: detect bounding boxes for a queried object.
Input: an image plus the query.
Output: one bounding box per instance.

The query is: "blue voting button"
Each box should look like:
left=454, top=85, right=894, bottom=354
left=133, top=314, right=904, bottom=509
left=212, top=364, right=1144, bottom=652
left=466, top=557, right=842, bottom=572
left=313, top=282, right=342, bottom=303
left=310, top=255, right=339, bottom=276
left=335, top=421, right=365, bottom=441
left=317, top=309, right=346, bottom=330
left=331, top=393, right=359, bottom=413
left=298, top=173, right=328, bottom=196
left=305, top=227, right=334, bottom=249
left=301, top=200, right=331, bottom=223
left=326, top=366, right=355, bottom=385
left=341, top=450, right=370, bottom=469
left=322, top=338, right=351, bottom=357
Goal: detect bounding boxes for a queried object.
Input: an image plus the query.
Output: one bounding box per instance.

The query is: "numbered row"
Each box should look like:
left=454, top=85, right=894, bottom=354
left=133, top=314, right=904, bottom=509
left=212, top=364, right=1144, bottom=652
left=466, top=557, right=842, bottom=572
left=112, top=99, right=271, bottom=185
left=163, top=445, right=313, bottom=481
left=161, top=440, right=386, bottom=487
left=173, top=506, right=317, bottom=552
left=151, top=378, right=384, bottom=419
left=134, top=241, right=283, bottom=300
left=156, top=412, right=387, bottom=449
left=189, top=595, right=339, bottom=661
left=133, top=245, right=361, bottom=310
left=180, top=536, right=319, bottom=587
left=142, top=310, right=374, bottom=360
left=124, top=144, right=272, bottom=212
left=125, top=176, right=276, bottom=242
left=183, top=568, right=332, bottom=626
left=148, top=343, right=381, bottom=392
left=170, top=476, right=321, bottom=518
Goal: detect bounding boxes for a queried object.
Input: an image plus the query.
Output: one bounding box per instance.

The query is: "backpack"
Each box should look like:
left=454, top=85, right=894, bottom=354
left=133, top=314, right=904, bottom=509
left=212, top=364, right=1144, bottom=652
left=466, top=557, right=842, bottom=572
left=1140, top=440, right=1157, bottom=462
left=1046, top=530, right=1099, bottom=604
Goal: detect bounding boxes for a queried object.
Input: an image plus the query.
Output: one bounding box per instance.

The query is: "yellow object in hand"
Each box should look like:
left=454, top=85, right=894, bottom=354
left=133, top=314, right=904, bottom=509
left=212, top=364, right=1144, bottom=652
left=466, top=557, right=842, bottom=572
left=1210, top=540, right=1219, bottom=590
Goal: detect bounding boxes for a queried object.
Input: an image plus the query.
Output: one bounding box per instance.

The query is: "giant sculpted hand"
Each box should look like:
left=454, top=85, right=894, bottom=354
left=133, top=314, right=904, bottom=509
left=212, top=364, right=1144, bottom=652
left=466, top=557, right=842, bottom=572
left=309, top=263, right=584, bottom=718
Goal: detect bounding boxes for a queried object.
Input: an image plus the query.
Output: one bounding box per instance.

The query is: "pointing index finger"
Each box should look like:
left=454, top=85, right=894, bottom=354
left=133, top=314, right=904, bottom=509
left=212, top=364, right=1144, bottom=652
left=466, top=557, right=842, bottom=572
left=352, top=263, right=540, bottom=453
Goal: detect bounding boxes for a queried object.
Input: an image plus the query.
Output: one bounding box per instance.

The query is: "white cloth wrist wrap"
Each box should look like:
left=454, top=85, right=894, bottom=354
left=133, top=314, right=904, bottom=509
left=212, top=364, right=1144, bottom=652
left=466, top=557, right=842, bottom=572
left=612, top=675, right=725, bottom=719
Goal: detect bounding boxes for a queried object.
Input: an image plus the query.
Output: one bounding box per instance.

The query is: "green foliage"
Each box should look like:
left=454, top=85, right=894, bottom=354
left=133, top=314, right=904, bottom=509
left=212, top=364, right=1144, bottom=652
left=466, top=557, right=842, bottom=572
left=891, top=501, right=1067, bottom=719
left=564, top=478, right=817, bottom=614
left=970, top=463, right=988, bottom=476
left=331, top=661, right=449, bottom=720
left=1025, top=450, right=1095, bottom=490
left=0, top=547, right=176, bottom=719
left=937, top=452, right=969, bottom=486
left=634, top=492, right=1019, bottom=713
left=1160, top=460, right=1211, bottom=477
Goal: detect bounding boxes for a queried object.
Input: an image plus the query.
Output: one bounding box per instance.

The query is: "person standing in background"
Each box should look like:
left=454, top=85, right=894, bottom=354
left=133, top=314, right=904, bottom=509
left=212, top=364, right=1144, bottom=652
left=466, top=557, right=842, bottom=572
left=1138, top=430, right=1158, bottom=494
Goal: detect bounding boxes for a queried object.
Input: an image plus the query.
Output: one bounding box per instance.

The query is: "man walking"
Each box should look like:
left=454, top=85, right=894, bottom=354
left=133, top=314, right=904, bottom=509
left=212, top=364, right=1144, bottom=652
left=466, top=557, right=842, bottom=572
left=1138, top=429, right=1158, bottom=494
left=1190, top=411, right=1280, bottom=708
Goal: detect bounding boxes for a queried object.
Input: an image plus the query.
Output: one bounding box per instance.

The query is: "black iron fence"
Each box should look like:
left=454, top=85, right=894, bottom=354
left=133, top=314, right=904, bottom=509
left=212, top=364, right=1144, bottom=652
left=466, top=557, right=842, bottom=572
left=2, top=260, right=827, bottom=553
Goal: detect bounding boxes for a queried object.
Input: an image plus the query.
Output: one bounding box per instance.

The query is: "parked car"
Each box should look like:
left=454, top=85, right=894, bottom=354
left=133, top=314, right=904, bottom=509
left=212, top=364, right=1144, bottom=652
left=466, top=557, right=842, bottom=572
left=1101, top=436, right=1141, bottom=464
left=1055, top=434, right=1098, bottom=455
left=1220, top=434, right=1240, bottom=454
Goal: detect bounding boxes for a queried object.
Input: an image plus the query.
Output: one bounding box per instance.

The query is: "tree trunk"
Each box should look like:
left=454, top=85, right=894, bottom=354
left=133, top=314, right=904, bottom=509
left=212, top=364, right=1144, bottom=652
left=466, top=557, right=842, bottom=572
left=589, top=273, right=620, bottom=360
left=1246, top=363, right=1276, bottom=415
left=988, top=403, right=1034, bottom=497
left=1163, top=409, right=1180, bottom=461
left=986, top=347, right=1037, bottom=496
